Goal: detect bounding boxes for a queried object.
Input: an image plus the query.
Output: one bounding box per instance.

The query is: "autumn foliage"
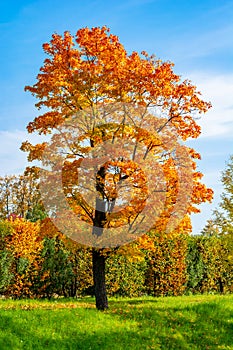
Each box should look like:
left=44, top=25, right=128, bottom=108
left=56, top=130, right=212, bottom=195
left=21, top=27, right=213, bottom=237
left=18, top=26, right=215, bottom=309
left=1, top=216, right=233, bottom=298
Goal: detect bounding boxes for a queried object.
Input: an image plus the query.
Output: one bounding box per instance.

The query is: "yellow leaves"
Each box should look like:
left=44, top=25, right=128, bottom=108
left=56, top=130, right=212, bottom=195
left=175, top=215, right=192, bottom=234
left=7, top=218, right=42, bottom=262
left=117, top=243, right=145, bottom=262
left=144, top=229, right=188, bottom=296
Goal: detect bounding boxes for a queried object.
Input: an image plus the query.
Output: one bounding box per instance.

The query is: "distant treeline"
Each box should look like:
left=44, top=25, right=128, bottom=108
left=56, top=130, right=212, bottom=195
left=0, top=217, right=232, bottom=299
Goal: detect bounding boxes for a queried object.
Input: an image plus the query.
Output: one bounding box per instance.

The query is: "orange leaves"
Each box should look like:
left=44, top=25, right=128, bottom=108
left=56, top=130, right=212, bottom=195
left=24, top=26, right=211, bottom=140
left=26, top=112, right=64, bottom=134
left=170, top=115, right=202, bottom=140
left=192, top=183, right=214, bottom=206
left=76, top=26, right=118, bottom=58
left=22, top=26, right=213, bottom=249
left=40, top=217, right=63, bottom=239
left=188, top=147, right=201, bottom=160
left=21, top=141, right=48, bottom=161
left=42, top=31, right=75, bottom=61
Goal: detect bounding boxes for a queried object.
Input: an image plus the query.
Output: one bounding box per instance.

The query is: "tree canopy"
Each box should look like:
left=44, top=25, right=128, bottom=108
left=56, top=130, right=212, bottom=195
left=21, top=26, right=213, bottom=309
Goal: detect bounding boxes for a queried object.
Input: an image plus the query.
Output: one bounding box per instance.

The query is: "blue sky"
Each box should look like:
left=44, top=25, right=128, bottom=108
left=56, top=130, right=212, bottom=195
left=0, top=0, right=233, bottom=233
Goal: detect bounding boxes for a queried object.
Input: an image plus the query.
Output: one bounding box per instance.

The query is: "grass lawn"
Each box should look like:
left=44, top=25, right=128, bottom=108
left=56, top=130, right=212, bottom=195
left=0, top=294, right=232, bottom=349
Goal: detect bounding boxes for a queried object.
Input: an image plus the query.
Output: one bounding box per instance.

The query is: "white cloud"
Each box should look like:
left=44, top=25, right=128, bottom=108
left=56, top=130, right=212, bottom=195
left=188, top=72, right=233, bottom=138
left=184, top=71, right=233, bottom=232
left=0, top=130, right=42, bottom=176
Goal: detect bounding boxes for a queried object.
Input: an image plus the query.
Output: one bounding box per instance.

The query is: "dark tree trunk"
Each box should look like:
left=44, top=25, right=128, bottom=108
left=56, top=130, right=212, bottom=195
left=92, top=248, right=108, bottom=310
left=218, top=277, right=224, bottom=294
left=91, top=165, right=109, bottom=310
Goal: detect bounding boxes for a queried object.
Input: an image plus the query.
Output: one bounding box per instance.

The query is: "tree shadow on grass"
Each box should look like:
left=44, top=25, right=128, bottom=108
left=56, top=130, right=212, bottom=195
left=0, top=311, right=156, bottom=350
left=108, top=300, right=233, bottom=350
left=112, top=299, right=159, bottom=305
left=0, top=308, right=185, bottom=350
left=0, top=300, right=232, bottom=350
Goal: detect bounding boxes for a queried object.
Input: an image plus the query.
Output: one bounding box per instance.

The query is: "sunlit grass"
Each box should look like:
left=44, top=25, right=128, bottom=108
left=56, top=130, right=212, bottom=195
left=0, top=294, right=232, bottom=349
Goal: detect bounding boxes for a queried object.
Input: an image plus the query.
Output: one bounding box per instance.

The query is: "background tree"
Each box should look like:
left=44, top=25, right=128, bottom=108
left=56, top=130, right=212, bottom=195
left=39, top=218, right=93, bottom=298
left=0, top=170, right=44, bottom=220
left=0, top=220, right=14, bottom=294
left=0, top=176, right=16, bottom=218
left=200, top=155, right=233, bottom=292
left=22, top=26, right=213, bottom=310
left=214, top=155, right=233, bottom=248
left=0, top=218, right=43, bottom=298
left=144, top=227, right=188, bottom=297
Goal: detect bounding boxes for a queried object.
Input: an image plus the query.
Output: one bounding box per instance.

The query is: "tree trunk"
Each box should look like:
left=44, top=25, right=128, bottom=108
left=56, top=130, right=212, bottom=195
left=218, top=277, right=224, bottom=294
left=92, top=248, right=108, bottom=310
left=91, top=165, right=108, bottom=310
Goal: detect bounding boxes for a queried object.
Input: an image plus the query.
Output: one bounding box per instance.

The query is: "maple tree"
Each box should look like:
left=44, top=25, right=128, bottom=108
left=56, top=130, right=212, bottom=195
left=22, top=26, right=213, bottom=310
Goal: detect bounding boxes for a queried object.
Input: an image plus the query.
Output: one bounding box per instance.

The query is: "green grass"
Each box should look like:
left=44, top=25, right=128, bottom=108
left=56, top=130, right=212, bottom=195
left=0, top=294, right=232, bottom=349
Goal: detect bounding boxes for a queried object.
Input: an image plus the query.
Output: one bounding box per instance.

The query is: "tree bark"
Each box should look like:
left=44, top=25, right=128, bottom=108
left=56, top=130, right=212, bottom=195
left=92, top=248, right=108, bottom=310
left=91, top=165, right=109, bottom=310
left=218, top=277, right=224, bottom=294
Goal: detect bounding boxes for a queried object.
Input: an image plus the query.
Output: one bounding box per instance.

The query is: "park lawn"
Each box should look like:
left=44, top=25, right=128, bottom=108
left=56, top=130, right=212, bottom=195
left=0, top=294, right=232, bottom=349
